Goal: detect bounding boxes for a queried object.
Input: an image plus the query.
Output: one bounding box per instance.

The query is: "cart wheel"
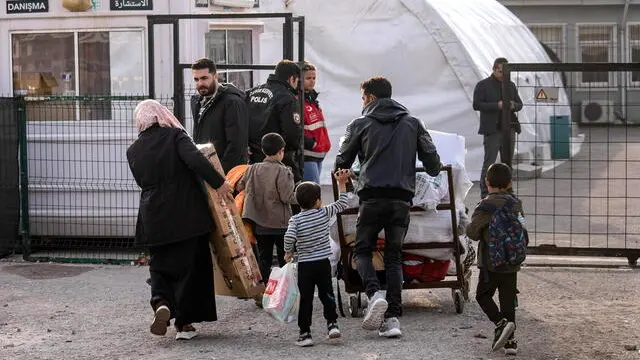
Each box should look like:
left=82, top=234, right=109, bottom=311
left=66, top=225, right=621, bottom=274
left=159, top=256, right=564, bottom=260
left=628, top=256, right=638, bottom=268
left=348, top=296, right=358, bottom=317
left=453, top=289, right=464, bottom=314
left=349, top=293, right=368, bottom=317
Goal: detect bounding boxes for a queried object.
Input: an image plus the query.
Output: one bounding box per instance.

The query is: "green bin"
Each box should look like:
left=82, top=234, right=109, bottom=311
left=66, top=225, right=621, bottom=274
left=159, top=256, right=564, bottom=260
left=550, top=115, right=570, bottom=159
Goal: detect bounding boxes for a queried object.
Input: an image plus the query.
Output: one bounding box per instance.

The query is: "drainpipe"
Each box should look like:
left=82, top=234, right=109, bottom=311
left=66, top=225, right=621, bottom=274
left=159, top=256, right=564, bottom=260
left=621, top=0, right=630, bottom=119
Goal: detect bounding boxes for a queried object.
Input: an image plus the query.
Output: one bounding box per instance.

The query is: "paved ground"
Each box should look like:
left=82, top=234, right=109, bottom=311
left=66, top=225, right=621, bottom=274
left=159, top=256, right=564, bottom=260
left=0, top=259, right=638, bottom=360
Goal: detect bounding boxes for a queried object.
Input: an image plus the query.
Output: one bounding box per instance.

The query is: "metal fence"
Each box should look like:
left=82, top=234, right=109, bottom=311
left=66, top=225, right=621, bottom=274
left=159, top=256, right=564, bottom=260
left=0, top=97, right=20, bottom=258
left=503, top=63, right=640, bottom=267
left=11, top=95, right=173, bottom=263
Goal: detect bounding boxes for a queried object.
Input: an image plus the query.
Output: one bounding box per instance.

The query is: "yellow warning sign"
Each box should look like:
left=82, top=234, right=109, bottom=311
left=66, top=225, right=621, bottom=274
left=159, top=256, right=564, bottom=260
left=534, top=87, right=559, bottom=103
left=536, top=89, right=548, bottom=100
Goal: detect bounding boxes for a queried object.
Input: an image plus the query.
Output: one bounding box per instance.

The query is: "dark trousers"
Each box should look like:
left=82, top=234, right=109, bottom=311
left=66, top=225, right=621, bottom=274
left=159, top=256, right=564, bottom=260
left=475, top=269, right=517, bottom=325
left=255, top=234, right=286, bottom=284
left=480, top=131, right=516, bottom=198
left=149, top=234, right=217, bottom=327
left=353, top=198, right=410, bottom=318
left=297, top=259, right=338, bottom=334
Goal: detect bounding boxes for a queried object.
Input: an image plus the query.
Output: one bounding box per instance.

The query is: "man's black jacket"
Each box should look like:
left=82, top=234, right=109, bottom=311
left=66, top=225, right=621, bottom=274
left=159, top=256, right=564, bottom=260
left=472, top=75, right=523, bottom=135
left=191, top=83, right=248, bottom=174
left=246, top=75, right=303, bottom=182
left=335, top=98, right=442, bottom=202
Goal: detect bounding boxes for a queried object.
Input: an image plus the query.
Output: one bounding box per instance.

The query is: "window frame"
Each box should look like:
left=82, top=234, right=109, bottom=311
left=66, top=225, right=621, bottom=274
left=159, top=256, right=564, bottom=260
left=527, top=23, right=567, bottom=63
left=626, top=22, right=640, bottom=88
left=575, top=22, right=618, bottom=90
left=207, top=22, right=263, bottom=90
left=9, top=27, right=148, bottom=122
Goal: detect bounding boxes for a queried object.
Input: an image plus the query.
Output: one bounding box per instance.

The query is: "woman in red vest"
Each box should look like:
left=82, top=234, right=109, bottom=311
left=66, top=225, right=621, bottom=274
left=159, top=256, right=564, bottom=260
left=301, top=62, right=331, bottom=183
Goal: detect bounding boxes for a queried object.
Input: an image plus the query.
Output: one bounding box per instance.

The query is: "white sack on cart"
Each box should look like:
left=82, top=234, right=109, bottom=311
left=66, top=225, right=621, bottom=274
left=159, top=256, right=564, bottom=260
left=330, top=210, right=466, bottom=261
left=412, top=172, right=449, bottom=210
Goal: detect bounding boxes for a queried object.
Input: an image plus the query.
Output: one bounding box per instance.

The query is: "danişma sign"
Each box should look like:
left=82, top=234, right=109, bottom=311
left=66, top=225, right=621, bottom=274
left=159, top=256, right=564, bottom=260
left=6, top=0, right=49, bottom=14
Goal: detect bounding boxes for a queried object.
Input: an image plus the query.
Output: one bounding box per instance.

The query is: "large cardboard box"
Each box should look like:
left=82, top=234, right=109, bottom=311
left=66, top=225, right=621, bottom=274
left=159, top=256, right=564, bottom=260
left=198, top=143, right=265, bottom=298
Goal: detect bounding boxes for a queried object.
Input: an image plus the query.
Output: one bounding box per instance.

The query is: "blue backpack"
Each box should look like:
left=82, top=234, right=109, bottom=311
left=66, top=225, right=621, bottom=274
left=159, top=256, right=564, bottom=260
left=480, top=197, right=528, bottom=269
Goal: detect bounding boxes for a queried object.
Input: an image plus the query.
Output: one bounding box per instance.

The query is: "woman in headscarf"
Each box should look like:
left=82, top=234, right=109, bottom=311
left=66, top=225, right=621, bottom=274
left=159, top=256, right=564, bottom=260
left=126, top=99, right=234, bottom=340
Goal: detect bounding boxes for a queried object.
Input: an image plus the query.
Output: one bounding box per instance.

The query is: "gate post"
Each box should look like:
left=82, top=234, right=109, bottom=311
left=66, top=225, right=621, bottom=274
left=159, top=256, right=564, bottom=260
left=16, top=96, right=30, bottom=259
left=501, top=64, right=513, bottom=168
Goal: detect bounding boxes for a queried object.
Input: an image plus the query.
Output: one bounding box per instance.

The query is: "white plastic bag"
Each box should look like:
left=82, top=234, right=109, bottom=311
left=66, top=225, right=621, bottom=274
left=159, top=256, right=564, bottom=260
left=329, top=235, right=341, bottom=277
left=262, top=262, right=300, bottom=323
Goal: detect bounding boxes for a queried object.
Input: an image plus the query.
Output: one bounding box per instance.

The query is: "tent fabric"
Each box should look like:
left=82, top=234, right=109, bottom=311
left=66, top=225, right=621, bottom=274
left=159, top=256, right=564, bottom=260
left=259, top=0, right=570, bottom=183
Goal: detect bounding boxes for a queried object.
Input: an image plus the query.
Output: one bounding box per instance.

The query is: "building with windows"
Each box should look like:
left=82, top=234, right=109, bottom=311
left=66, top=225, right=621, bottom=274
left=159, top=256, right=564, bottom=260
left=499, top=0, right=640, bottom=123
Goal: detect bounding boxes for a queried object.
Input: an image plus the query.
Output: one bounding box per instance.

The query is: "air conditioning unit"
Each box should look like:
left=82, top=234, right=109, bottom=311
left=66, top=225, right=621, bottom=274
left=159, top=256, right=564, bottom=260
left=210, top=0, right=255, bottom=8
left=581, top=100, right=615, bottom=124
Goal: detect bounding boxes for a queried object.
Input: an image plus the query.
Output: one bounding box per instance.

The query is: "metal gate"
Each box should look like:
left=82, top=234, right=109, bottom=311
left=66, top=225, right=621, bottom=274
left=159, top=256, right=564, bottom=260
left=501, top=62, right=640, bottom=267
left=146, top=12, right=306, bottom=125
left=0, top=97, right=20, bottom=258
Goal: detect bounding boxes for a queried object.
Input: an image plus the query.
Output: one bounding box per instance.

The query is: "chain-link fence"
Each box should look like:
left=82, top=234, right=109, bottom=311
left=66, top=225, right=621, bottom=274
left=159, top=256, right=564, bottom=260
left=504, top=63, right=640, bottom=266
left=14, top=95, right=173, bottom=263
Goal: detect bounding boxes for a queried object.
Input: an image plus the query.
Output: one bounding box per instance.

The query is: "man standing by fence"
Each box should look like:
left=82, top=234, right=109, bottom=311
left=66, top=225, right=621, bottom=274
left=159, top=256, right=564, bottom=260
left=472, top=57, right=523, bottom=199
left=191, top=58, right=249, bottom=174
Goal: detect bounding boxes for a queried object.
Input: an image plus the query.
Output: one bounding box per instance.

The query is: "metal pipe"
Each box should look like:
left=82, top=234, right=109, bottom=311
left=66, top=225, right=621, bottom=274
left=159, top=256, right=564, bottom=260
left=173, top=20, right=185, bottom=124
left=621, top=0, right=630, bottom=119
left=502, top=64, right=513, bottom=168
left=147, top=16, right=155, bottom=99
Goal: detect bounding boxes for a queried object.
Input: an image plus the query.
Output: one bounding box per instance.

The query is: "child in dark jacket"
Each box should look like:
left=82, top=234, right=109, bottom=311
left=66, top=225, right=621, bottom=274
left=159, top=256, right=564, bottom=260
left=466, top=163, right=525, bottom=356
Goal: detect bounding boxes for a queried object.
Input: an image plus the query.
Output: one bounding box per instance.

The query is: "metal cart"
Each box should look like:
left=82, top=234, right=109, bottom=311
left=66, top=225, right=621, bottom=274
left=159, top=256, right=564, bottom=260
left=331, top=165, right=467, bottom=316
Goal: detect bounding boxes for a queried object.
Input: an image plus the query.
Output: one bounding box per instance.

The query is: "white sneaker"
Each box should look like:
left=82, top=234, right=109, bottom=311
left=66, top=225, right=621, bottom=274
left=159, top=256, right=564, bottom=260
left=362, top=291, right=388, bottom=331
left=378, top=317, right=402, bottom=338
left=327, top=323, right=341, bottom=339
left=295, top=332, right=314, bottom=347
left=175, top=325, right=197, bottom=340
left=149, top=305, right=170, bottom=336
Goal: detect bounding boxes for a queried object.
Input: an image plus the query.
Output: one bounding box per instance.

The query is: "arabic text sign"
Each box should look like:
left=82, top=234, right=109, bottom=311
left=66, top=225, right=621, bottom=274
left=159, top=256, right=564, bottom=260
left=110, top=0, right=152, bottom=10
left=6, top=0, right=49, bottom=14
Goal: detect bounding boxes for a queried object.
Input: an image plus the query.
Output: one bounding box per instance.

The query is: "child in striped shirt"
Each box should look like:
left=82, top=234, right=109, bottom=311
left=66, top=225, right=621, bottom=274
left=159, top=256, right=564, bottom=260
left=283, top=169, right=351, bottom=347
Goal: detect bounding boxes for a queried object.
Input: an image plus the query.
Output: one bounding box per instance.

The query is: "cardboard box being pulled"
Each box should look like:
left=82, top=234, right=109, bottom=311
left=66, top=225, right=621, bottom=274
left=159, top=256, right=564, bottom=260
left=198, top=143, right=264, bottom=298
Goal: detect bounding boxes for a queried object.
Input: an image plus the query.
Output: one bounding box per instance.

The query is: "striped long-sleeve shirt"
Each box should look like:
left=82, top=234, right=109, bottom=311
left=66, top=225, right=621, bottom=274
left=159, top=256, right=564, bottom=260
left=284, top=192, right=350, bottom=263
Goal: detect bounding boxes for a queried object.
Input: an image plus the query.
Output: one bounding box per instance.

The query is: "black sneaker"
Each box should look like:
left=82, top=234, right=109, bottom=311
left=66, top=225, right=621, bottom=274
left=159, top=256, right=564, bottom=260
left=327, top=323, right=341, bottom=339
left=492, top=318, right=516, bottom=351
left=295, top=332, right=314, bottom=347
left=504, top=338, right=518, bottom=356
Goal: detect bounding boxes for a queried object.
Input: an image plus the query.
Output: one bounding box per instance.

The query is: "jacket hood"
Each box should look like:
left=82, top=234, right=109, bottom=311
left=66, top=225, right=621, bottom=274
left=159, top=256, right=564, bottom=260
left=217, top=82, right=246, bottom=99
left=362, top=98, right=409, bottom=123
left=267, top=74, right=297, bottom=94
left=486, top=190, right=516, bottom=203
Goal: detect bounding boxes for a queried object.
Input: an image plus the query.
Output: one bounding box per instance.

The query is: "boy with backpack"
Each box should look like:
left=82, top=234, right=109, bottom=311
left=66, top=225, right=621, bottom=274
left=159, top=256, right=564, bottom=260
left=466, top=163, right=527, bottom=356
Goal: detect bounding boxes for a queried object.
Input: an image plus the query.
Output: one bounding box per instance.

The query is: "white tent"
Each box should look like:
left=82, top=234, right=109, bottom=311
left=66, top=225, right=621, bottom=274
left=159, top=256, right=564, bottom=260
left=258, top=0, right=570, bottom=183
